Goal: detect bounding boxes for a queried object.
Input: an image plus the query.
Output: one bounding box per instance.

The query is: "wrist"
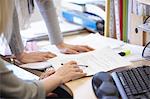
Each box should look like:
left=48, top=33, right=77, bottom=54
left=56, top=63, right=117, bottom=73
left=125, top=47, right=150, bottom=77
left=41, top=74, right=63, bottom=94
left=56, top=41, right=64, bottom=49
left=15, top=52, right=24, bottom=61
left=50, top=74, right=64, bottom=84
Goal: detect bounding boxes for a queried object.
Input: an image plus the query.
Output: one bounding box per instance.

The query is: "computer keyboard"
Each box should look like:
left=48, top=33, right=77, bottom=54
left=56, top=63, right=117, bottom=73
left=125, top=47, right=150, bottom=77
left=112, top=65, right=150, bottom=99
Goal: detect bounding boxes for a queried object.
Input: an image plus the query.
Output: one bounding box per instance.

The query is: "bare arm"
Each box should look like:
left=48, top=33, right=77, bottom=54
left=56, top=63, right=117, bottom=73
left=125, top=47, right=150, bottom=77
left=41, top=61, right=86, bottom=94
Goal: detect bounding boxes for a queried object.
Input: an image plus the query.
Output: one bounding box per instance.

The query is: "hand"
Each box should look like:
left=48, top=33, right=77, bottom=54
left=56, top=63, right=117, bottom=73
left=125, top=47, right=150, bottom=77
left=52, top=61, right=86, bottom=83
left=16, top=51, right=56, bottom=63
left=56, top=42, right=94, bottom=54
left=39, top=68, right=55, bottom=80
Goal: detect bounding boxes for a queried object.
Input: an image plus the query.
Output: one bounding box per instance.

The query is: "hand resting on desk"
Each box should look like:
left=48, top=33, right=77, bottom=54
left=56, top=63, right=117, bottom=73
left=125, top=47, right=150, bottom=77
left=57, top=42, right=94, bottom=54
left=15, top=42, right=94, bottom=64
left=15, top=51, right=56, bottom=63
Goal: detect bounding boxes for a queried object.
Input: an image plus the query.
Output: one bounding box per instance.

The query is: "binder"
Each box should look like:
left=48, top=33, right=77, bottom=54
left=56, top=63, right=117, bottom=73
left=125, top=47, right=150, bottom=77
left=62, top=9, right=104, bottom=34
left=114, top=0, right=121, bottom=40
left=123, top=0, right=128, bottom=42
left=104, top=0, right=110, bottom=37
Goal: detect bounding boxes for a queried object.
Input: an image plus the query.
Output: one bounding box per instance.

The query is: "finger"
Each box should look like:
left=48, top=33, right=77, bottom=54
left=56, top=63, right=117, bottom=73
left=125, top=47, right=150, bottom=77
left=61, top=48, right=79, bottom=54
left=74, top=68, right=83, bottom=73
left=76, top=46, right=91, bottom=52
left=65, top=61, right=77, bottom=65
left=81, top=45, right=95, bottom=50
left=46, top=52, right=57, bottom=57
left=73, top=65, right=80, bottom=68
left=74, top=45, right=95, bottom=51
left=45, top=54, right=56, bottom=58
left=40, top=52, right=56, bottom=58
left=46, top=69, right=55, bottom=75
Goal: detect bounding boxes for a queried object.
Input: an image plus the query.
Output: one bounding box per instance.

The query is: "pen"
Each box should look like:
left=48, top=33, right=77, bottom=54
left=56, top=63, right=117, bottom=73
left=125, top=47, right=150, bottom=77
left=77, top=65, right=88, bottom=67
left=61, top=63, right=88, bottom=68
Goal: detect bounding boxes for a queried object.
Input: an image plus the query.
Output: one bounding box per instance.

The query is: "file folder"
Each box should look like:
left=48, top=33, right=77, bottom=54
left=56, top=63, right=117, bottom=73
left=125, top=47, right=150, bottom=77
left=62, top=9, right=104, bottom=35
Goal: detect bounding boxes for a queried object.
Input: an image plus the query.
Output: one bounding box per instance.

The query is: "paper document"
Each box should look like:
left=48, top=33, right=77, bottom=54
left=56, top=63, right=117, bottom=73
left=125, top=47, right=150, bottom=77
left=20, top=61, right=52, bottom=70
left=48, top=47, right=131, bottom=76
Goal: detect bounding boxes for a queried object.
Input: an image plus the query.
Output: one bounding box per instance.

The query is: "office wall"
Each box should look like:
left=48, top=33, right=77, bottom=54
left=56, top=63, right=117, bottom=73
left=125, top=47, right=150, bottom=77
left=129, top=13, right=143, bottom=45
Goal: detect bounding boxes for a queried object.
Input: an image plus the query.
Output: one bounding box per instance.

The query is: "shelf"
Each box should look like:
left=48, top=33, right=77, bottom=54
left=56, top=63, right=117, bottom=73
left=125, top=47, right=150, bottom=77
left=137, top=0, right=150, bottom=5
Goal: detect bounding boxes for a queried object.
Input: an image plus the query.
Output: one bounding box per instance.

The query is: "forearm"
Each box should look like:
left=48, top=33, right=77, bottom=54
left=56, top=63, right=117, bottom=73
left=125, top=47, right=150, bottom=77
left=35, top=0, right=63, bottom=45
left=41, top=75, right=62, bottom=94
left=9, top=7, right=24, bottom=55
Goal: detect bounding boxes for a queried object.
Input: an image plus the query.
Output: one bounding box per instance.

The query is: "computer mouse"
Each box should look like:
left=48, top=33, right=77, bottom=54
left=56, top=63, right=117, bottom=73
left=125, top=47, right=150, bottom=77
left=92, top=72, right=113, bottom=96
left=96, top=82, right=118, bottom=98
left=92, top=72, right=119, bottom=99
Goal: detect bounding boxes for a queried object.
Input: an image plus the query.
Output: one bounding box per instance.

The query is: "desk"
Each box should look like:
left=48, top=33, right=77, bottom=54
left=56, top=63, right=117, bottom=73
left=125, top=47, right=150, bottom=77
left=24, top=59, right=150, bottom=99
left=4, top=32, right=146, bottom=99
left=22, top=33, right=144, bottom=99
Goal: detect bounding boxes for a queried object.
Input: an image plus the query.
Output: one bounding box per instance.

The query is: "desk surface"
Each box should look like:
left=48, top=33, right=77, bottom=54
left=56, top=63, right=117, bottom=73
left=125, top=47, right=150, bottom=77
left=24, top=33, right=144, bottom=99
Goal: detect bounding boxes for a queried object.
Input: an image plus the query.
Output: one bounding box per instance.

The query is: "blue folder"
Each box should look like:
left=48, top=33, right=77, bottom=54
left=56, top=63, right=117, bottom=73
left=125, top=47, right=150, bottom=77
left=62, top=9, right=104, bottom=34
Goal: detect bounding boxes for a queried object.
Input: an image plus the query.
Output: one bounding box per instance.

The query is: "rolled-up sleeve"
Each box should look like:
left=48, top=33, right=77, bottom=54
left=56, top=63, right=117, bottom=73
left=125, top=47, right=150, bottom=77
left=0, top=58, right=45, bottom=99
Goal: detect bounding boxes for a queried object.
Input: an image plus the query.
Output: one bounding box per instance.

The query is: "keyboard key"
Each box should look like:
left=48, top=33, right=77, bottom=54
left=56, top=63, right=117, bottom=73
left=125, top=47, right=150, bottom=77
left=129, top=70, right=143, bottom=93
left=122, top=71, right=138, bottom=94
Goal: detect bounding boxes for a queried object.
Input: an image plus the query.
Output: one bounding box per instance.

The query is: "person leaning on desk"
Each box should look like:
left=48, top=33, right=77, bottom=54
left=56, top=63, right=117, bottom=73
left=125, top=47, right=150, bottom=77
left=0, top=0, right=86, bottom=98
left=8, top=0, right=94, bottom=64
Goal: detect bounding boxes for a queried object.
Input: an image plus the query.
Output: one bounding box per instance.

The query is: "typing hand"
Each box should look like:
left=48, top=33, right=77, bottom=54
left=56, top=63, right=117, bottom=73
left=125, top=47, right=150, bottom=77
left=16, top=51, right=56, bottom=64
left=56, top=42, right=94, bottom=54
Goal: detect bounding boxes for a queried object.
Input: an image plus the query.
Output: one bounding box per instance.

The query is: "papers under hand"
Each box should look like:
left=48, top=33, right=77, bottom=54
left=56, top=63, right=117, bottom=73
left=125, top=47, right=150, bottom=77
left=20, top=61, right=52, bottom=70
left=47, top=47, right=131, bottom=76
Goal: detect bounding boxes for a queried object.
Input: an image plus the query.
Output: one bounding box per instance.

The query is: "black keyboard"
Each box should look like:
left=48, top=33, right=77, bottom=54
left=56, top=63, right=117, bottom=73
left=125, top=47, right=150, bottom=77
left=111, top=65, right=150, bottom=99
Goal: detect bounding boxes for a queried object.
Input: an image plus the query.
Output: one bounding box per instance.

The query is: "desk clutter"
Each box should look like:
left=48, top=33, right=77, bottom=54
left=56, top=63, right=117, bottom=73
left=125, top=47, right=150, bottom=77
left=61, top=0, right=105, bottom=34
